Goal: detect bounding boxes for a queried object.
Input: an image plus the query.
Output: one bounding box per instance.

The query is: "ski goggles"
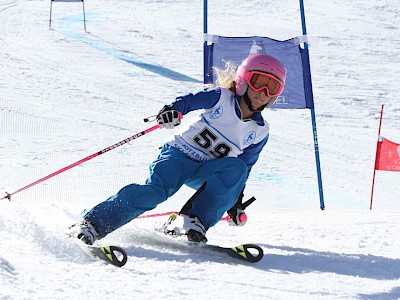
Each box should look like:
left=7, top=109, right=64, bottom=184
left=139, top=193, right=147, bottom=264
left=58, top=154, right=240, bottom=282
left=245, top=71, right=284, bottom=97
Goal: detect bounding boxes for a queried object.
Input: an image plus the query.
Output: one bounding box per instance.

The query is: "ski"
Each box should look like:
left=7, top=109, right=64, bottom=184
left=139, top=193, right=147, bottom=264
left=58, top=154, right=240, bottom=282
left=69, top=236, right=128, bottom=267
left=154, top=228, right=263, bottom=263
left=66, top=224, right=128, bottom=267
left=191, top=242, right=264, bottom=263
left=85, top=244, right=128, bottom=267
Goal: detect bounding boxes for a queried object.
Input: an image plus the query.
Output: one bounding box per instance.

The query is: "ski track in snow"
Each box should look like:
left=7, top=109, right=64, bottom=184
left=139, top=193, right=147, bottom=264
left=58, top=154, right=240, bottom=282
left=1, top=0, right=400, bottom=299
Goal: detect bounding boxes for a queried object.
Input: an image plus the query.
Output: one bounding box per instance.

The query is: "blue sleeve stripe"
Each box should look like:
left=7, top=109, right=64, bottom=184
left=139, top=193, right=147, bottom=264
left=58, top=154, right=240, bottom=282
left=238, top=134, right=269, bottom=172
left=171, top=89, right=221, bottom=114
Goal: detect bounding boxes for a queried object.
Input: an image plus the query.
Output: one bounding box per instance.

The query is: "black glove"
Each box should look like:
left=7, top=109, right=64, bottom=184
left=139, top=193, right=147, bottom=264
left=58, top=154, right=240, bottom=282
left=227, top=192, right=256, bottom=226
left=156, top=106, right=181, bottom=129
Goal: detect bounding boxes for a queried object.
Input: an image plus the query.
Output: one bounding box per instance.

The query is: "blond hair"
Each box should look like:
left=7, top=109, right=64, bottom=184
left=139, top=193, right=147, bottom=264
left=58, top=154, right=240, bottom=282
left=204, top=61, right=237, bottom=93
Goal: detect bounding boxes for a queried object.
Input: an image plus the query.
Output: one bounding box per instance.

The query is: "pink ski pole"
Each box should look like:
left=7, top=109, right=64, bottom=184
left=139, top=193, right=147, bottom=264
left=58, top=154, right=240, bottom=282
left=1, top=124, right=161, bottom=201
left=136, top=211, right=232, bottom=222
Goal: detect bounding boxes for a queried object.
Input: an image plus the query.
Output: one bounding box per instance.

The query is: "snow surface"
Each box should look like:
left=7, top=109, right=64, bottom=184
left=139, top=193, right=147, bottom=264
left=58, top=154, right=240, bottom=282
left=1, top=0, right=400, bottom=299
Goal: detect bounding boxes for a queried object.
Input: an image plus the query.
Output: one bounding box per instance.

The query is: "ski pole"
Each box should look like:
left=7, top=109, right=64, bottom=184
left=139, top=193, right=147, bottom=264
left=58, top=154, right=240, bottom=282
left=1, top=124, right=161, bottom=201
left=136, top=211, right=232, bottom=222
left=136, top=211, right=179, bottom=219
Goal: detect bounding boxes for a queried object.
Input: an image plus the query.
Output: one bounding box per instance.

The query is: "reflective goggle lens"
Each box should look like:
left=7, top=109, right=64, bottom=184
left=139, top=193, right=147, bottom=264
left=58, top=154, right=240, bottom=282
left=247, top=71, right=283, bottom=97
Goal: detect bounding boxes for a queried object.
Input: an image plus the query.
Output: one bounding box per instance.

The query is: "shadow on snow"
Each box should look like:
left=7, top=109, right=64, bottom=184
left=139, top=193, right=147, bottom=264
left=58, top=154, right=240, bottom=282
left=261, top=244, right=400, bottom=280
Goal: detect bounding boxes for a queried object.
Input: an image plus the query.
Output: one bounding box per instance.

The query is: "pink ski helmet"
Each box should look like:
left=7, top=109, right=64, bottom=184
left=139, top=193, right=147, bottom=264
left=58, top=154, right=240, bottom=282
left=235, top=54, right=286, bottom=106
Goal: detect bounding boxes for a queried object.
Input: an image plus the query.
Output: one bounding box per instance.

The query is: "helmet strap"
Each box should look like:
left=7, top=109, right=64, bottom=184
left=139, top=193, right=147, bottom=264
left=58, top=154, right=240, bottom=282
left=243, top=92, right=256, bottom=112
left=243, top=92, right=267, bottom=112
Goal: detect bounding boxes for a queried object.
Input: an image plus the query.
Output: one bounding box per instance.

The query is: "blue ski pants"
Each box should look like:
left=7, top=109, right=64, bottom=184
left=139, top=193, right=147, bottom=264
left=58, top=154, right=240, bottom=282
left=84, top=144, right=248, bottom=238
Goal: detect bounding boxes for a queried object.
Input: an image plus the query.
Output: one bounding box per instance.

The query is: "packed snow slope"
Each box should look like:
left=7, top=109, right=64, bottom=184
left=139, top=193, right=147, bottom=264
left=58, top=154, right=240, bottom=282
left=1, top=0, right=399, bottom=299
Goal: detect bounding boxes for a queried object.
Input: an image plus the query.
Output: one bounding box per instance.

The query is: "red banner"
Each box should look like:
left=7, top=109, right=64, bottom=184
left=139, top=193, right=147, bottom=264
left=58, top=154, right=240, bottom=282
left=375, top=136, right=400, bottom=172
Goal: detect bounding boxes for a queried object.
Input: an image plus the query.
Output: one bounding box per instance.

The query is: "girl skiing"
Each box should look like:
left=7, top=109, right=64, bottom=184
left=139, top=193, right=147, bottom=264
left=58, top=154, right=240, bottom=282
left=69, top=53, right=286, bottom=244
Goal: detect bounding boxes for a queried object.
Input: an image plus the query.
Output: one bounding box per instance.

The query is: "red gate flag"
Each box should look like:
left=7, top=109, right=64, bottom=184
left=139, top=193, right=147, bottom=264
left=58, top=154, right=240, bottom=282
left=374, top=136, right=400, bottom=172
left=369, top=104, right=400, bottom=210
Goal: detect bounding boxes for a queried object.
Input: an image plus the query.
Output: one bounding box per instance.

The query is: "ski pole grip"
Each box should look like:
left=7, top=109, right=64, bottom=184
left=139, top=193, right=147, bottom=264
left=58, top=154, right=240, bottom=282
left=0, top=192, right=11, bottom=201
